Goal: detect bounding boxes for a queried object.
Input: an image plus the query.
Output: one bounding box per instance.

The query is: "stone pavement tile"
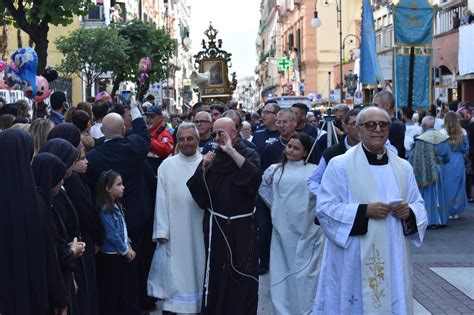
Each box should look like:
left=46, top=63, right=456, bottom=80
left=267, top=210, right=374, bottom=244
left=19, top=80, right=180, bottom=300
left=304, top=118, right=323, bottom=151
left=430, top=267, right=474, bottom=299
left=414, top=298, right=431, bottom=314
left=413, top=263, right=474, bottom=314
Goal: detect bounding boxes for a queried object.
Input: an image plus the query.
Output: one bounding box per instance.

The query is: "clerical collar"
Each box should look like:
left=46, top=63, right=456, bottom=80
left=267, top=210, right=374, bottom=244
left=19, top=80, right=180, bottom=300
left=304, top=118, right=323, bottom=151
left=362, top=144, right=388, bottom=165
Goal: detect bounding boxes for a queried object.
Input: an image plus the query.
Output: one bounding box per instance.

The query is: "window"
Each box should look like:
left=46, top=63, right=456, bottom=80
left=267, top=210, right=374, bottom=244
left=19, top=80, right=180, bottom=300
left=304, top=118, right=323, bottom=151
left=296, top=28, right=301, bottom=61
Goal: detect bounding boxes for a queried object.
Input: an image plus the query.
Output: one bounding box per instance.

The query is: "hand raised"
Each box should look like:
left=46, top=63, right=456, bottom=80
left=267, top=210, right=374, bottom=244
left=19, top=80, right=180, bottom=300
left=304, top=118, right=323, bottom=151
left=218, top=130, right=233, bottom=153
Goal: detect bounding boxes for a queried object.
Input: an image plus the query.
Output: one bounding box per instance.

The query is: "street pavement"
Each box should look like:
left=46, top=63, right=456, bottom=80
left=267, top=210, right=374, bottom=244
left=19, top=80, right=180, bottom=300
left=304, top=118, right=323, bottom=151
left=151, top=205, right=474, bottom=315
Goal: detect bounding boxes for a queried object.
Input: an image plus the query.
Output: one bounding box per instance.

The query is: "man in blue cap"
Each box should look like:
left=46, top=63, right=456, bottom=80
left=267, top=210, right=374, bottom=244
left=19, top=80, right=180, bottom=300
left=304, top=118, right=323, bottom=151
left=144, top=105, right=174, bottom=172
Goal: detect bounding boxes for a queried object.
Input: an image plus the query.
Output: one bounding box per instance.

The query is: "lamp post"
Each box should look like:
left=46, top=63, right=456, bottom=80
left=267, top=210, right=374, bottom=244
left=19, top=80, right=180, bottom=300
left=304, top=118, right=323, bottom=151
left=312, top=0, right=343, bottom=103
left=342, top=34, right=360, bottom=62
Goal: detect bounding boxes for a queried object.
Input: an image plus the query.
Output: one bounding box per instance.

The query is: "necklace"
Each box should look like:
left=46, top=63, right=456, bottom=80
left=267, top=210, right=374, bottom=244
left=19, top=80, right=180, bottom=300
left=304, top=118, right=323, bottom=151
left=279, top=136, right=289, bottom=147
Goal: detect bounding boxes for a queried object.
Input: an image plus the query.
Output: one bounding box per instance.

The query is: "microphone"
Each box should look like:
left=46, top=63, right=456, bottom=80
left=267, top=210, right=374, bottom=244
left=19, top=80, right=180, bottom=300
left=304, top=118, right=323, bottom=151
left=208, top=142, right=220, bottom=153
left=202, top=142, right=219, bottom=170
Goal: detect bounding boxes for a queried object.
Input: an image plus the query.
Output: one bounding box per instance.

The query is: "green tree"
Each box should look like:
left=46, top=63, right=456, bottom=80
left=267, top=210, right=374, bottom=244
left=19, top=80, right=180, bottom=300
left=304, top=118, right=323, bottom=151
left=0, top=0, right=92, bottom=73
left=110, top=19, right=174, bottom=99
left=55, top=27, right=129, bottom=98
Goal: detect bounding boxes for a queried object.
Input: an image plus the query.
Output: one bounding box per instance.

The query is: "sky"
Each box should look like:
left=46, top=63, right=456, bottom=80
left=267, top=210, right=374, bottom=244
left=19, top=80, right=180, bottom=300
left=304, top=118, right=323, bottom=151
left=189, top=0, right=260, bottom=79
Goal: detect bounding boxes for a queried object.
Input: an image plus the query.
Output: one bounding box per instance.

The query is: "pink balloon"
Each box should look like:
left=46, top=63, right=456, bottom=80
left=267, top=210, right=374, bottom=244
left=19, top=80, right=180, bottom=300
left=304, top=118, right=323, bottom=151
left=33, top=75, right=51, bottom=104
left=94, top=91, right=112, bottom=102
left=0, top=61, right=6, bottom=72
left=139, top=73, right=149, bottom=85
left=139, top=57, right=151, bottom=73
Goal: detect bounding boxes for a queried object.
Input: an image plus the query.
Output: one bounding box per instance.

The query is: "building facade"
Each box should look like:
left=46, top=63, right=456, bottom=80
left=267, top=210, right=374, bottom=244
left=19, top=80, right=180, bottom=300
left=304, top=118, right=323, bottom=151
left=233, top=76, right=259, bottom=111
left=336, top=0, right=474, bottom=105
left=82, top=0, right=193, bottom=112
left=256, top=0, right=362, bottom=103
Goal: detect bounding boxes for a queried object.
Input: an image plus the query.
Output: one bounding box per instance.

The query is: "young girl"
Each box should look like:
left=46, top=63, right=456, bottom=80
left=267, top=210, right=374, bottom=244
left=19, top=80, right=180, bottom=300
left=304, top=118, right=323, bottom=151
left=259, top=132, right=325, bottom=315
left=95, top=170, right=136, bottom=315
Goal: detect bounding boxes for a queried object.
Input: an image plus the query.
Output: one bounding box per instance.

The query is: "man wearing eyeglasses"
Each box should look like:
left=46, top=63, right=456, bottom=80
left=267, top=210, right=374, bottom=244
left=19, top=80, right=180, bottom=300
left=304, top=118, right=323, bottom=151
left=313, top=107, right=427, bottom=314
left=308, top=108, right=361, bottom=194
left=194, top=111, right=214, bottom=153
left=187, top=117, right=260, bottom=315
left=251, top=100, right=281, bottom=275
left=252, top=100, right=281, bottom=155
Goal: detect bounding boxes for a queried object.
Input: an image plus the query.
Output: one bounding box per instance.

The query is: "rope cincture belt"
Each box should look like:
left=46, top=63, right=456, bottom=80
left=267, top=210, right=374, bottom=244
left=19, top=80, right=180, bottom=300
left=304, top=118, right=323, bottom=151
left=204, top=208, right=256, bottom=307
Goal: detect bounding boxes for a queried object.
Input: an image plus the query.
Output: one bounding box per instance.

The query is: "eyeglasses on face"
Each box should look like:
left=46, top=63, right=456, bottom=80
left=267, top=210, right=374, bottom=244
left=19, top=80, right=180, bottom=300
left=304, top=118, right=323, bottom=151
left=359, top=121, right=391, bottom=131
left=193, top=120, right=211, bottom=125
left=276, top=120, right=290, bottom=126
left=211, top=131, right=225, bottom=138
left=262, top=110, right=277, bottom=115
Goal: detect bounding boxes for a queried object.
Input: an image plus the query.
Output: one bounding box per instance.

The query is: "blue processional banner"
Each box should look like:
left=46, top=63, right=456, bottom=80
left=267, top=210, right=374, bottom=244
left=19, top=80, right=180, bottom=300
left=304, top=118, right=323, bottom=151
left=360, top=0, right=384, bottom=85
left=394, top=47, right=432, bottom=109
left=393, top=0, right=434, bottom=109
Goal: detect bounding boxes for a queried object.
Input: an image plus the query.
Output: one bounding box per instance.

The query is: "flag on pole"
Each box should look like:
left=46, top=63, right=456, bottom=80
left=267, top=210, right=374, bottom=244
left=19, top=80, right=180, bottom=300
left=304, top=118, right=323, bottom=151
left=360, top=0, right=384, bottom=85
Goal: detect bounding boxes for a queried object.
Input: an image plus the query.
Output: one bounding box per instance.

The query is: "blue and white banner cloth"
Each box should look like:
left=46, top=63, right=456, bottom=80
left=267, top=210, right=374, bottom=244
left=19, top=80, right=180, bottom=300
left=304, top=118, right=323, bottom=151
left=360, top=0, right=384, bottom=85
left=394, top=46, right=432, bottom=109
left=393, top=0, right=434, bottom=109
left=394, top=0, right=435, bottom=45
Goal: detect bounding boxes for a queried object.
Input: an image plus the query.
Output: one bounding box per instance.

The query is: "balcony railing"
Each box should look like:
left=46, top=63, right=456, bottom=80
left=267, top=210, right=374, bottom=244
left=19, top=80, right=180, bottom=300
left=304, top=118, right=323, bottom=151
left=434, top=4, right=465, bottom=36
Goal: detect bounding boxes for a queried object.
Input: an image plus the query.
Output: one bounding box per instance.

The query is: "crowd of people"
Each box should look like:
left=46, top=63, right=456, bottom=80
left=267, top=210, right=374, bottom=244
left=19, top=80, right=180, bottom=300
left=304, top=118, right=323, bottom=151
left=0, top=89, right=470, bottom=315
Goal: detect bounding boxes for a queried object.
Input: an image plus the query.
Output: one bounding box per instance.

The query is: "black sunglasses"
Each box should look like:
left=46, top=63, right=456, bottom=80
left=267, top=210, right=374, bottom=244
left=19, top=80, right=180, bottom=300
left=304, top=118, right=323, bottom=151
left=359, top=121, right=391, bottom=131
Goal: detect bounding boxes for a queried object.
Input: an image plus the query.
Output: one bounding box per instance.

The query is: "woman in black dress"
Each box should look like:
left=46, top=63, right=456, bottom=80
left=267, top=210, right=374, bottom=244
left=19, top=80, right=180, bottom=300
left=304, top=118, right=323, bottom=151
left=0, top=129, right=49, bottom=314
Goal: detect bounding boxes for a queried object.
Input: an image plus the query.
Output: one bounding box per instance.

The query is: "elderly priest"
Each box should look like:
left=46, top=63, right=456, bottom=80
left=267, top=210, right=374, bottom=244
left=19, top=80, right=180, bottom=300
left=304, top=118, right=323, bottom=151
left=313, top=107, right=427, bottom=315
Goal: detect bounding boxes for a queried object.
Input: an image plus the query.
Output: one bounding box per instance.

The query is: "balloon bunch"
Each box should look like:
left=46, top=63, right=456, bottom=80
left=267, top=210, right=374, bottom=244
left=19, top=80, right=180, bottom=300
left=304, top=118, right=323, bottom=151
left=0, top=47, right=39, bottom=99
left=0, top=48, right=59, bottom=104
left=138, top=56, right=151, bottom=86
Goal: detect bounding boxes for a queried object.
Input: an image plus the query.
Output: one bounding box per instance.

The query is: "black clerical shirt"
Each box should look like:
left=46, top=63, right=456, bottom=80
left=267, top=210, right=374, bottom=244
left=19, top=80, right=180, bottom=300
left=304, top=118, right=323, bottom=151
left=349, top=145, right=418, bottom=236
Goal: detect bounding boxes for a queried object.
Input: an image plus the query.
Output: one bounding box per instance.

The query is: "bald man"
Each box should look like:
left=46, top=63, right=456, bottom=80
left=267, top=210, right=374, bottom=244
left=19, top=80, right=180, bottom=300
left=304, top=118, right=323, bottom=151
left=187, top=117, right=260, bottom=315
left=314, top=107, right=427, bottom=314
left=85, top=101, right=151, bottom=314
left=410, top=115, right=450, bottom=228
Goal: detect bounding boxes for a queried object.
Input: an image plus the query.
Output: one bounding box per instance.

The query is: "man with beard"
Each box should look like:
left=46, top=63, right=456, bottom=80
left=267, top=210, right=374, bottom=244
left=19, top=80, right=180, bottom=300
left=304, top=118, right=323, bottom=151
left=187, top=117, right=260, bottom=315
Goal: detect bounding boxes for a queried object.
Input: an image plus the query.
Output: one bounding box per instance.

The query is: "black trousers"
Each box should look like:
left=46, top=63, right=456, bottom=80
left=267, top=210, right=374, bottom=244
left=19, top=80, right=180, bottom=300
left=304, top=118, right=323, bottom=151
left=96, top=253, right=139, bottom=315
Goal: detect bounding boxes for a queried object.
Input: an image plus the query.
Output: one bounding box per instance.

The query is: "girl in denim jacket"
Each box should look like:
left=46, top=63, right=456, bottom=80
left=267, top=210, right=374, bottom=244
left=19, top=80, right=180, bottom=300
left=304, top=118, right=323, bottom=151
left=95, top=169, right=136, bottom=315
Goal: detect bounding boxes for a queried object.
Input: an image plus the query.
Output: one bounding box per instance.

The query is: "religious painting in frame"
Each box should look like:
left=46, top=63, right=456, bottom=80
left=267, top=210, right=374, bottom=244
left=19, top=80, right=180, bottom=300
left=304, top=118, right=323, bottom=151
left=193, top=23, right=237, bottom=104
left=200, top=59, right=226, bottom=87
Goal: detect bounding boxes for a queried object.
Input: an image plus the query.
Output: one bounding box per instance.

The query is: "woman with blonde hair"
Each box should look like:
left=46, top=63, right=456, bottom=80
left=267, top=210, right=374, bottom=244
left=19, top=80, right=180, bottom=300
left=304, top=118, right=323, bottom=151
left=29, top=118, right=55, bottom=155
left=441, top=111, right=469, bottom=219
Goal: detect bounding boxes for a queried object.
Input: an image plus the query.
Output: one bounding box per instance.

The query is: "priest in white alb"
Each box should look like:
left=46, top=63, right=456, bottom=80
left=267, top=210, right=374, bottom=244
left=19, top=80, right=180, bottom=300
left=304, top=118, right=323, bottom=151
left=147, top=122, right=205, bottom=314
left=313, top=107, right=428, bottom=315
